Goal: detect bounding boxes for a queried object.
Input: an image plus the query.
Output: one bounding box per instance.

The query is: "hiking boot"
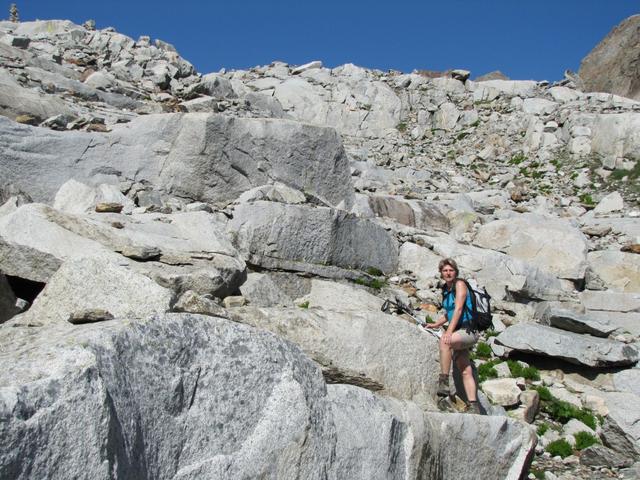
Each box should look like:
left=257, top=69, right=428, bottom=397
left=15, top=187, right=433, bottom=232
left=437, top=374, right=449, bottom=397
left=466, top=401, right=481, bottom=415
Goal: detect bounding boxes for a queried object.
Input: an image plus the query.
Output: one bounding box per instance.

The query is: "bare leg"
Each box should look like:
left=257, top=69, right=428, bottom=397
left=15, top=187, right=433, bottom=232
left=447, top=331, right=478, bottom=402
left=438, top=336, right=453, bottom=375
left=454, top=352, right=477, bottom=402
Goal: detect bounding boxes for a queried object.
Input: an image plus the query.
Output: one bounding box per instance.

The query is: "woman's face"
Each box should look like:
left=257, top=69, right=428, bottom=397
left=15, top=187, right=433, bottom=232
left=440, top=265, right=457, bottom=282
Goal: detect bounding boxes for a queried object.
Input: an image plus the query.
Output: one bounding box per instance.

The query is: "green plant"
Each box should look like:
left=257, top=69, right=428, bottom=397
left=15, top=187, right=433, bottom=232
left=475, top=342, right=492, bottom=359
left=546, top=439, right=573, bottom=459
left=456, top=131, right=470, bottom=141
left=507, top=360, right=540, bottom=381
left=509, top=153, right=526, bottom=165
left=579, top=193, right=595, bottom=206
left=484, top=329, right=499, bottom=338
left=366, top=267, right=383, bottom=277
left=396, top=122, right=407, bottom=132
left=355, top=277, right=387, bottom=290
left=542, top=398, right=596, bottom=430
left=477, top=359, right=501, bottom=383
left=609, top=161, right=640, bottom=181
left=469, top=119, right=480, bottom=128
left=298, top=301, right=309, bottom=309
left=532, top=385, right=552, bottom=402
left=528, top=467, right=545, bottom=480
left=536, top=423, right=549, bottom=436
left=574, top=431, right=599, bottom=450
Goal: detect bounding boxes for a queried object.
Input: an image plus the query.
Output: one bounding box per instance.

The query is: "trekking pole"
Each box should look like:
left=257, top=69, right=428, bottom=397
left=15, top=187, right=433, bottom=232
left=381, top=298, right=442, bottom=338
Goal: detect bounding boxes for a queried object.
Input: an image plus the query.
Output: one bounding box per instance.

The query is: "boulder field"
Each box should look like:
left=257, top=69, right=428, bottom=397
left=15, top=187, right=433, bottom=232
left=1, top=17, right=640, bottom=480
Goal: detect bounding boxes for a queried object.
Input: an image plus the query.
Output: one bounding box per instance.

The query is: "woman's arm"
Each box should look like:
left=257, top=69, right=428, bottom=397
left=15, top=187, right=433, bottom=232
left=425, top=314, right=447, bottom=329
left=442, top=280, right=468, bottom=343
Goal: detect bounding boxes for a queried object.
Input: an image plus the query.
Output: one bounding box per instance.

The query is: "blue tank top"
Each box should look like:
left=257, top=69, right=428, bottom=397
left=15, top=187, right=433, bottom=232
left=442, top=281, right=473, bottom=331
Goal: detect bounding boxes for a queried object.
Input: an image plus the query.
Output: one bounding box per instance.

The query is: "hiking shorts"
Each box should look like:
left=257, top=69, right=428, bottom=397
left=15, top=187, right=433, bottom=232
left=451, top=329, right=480, bottom=361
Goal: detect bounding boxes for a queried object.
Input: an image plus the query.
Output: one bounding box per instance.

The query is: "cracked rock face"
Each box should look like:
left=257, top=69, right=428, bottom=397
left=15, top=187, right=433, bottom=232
left=0, top=314, right=536, bottom=480
left=0, top=113, right=354, bottom=209
left=579, top=15, right=640, bottom=101
left=0, top=314, right=337, bottom=480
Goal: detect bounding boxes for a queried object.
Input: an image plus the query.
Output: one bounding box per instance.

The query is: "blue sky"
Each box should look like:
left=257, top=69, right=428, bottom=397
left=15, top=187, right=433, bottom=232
left=14, top=1, right=639, bottom=80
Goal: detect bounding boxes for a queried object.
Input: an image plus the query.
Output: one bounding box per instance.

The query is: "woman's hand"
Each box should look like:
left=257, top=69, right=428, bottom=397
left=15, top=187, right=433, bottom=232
left=425, top=316, right=446, bottom=329
left=442, top=331, right=452, bottom=345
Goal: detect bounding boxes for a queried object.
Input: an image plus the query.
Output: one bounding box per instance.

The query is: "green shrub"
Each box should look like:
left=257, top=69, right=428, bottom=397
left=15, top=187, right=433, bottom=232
left=528, top=468, right=545, bottom=480
left=509, top=153, right=526, bottom=165
left=579, top=193, right=595, bottom=206
left=456, top=131, right=470, bottom=141
left=298, top=301, right=309, bottom=309
left=477, top=359, right=501, bottom=383
left=532, top=385, right=552, bottom=402
left=396, top=122, right=407, bottom=132
left=366, top=267, right=383, bottom=277
left=574, top=431, right=599, bottom=450
left=484, top=329, right=499, bottom=338
left=545, top=439, right=573, bottom=458
left=507, top=360, right=540, bottom=381
left=536, top=423, right=549, bottom=436
left=475, top=342, right=492, bottom=359
left=542, top=398, right=596, bottom=430
left=355, top=277, right=387, bottom=290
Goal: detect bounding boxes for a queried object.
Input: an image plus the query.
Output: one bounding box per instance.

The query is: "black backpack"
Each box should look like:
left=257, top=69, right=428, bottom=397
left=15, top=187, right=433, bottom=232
left=443, top=278, right=493, bottom=332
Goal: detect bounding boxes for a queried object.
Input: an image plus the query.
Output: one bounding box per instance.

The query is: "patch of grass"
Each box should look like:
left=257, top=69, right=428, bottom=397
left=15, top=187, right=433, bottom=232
left=532, top=385, right=552, bottom=402
left=355, top=277, right=387, bottom=290
left=456, top=131, right=470, bottom=141
left=542, top=397, right=596, bottom=430
left=475, top=342, right=492, bottom=359
left=528, top=467, right=545, bottom=480
left=509, top=153, right=526, bottom=165
left=609, top=161, right=640, bottom=182
left=579, top=193, right=595, bottom=206
left=484, top=329, right=499, bottom=338
left=469, top=119, right=480, bottom=128
left=507, top=360, right=540, bottom=381
left=536, top=423, right=550, bottom=436
left=546, top=439, right=573, bottom=459
left=477, top=359, right=501, bottom=383
left=366, top=267, right=383, bottom=277
left=574, top=431, right=599, bottom=451
left=298, top=301, right=309, bottom=309
left=396, top=122, right=407, bottom=132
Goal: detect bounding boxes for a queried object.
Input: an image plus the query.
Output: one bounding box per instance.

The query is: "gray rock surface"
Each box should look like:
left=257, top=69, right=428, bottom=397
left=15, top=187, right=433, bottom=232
left=328, top=384, right=536, bottom=480
left=473, top=213, right=588, bottom=280
left=0, top=314, right=336, bottom=479
left=240, top=272, right=311, bottom=307
left=229, top=201, right=398, bottom=274
left=229, top=306, right=440, bottom=409
left=537, top=305, right=618, bottom=337
left=10, top=257, right=173, bottom=326
left=495, top=324, right=639, bottom=367
left=0, top=203, right=246, bottom=297
left=0, top=113, right=354, bottom=208
left=579, top=15, right=640, bottom=100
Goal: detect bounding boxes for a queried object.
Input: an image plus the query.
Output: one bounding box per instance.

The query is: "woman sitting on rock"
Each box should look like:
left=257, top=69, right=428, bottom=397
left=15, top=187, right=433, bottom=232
left=425, top=258, right=481, bottom=414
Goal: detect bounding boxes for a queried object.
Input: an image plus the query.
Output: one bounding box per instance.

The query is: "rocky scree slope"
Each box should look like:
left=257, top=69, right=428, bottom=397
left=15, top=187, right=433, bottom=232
left=0, top=18, right=639, bottom=480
